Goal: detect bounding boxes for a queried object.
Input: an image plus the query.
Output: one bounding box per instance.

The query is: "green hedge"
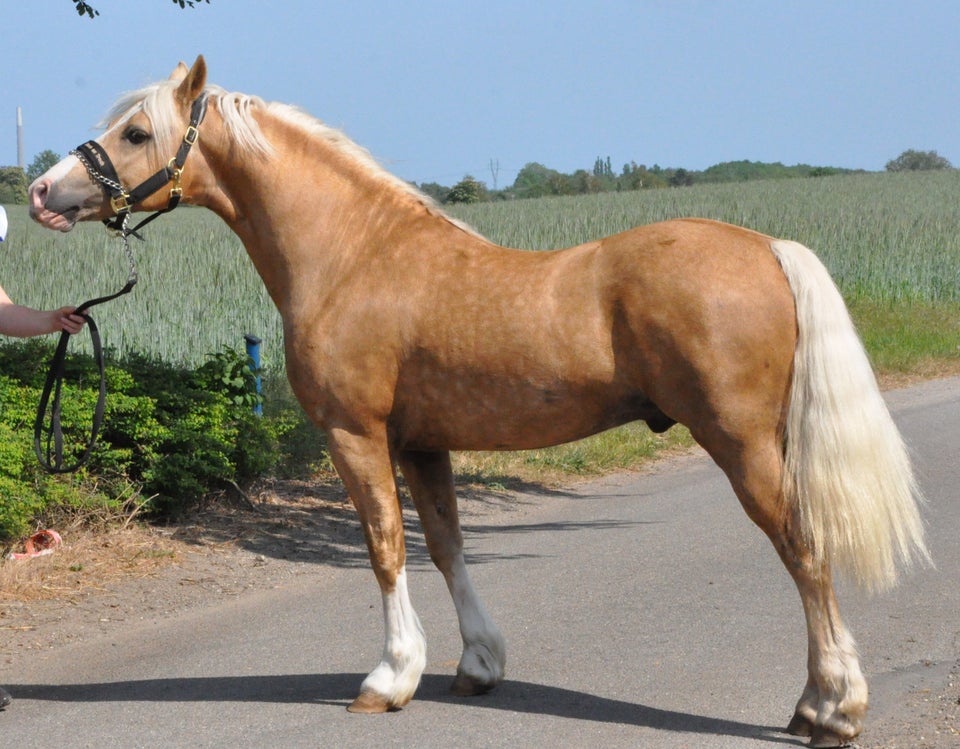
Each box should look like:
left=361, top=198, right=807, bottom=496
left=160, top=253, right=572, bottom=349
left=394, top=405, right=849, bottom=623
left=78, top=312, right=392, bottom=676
left=0, top=339, right=305, bottom=544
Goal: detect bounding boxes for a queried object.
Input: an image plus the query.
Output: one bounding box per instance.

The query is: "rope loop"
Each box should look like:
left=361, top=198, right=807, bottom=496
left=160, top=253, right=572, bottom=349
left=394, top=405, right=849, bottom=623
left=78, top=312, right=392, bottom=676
left=34, top=221, right=138, bottom=473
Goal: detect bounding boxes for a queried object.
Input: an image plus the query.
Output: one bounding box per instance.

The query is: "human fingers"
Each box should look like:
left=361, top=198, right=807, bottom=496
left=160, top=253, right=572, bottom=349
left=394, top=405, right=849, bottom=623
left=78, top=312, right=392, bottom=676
left=60, top=310, right=87, bottom=334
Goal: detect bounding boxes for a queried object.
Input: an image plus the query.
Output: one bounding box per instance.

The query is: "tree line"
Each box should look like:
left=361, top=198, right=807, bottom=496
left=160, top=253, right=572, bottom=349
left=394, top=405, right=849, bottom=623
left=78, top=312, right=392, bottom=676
left=2, top=148, right=952, bottom=206
left=423, top=149, right=954, bottom=205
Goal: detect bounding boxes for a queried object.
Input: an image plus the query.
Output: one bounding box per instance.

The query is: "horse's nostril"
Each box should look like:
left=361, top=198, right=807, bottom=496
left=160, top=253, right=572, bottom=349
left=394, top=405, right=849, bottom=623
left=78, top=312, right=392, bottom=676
left=30, top=180, right=50, bottom=210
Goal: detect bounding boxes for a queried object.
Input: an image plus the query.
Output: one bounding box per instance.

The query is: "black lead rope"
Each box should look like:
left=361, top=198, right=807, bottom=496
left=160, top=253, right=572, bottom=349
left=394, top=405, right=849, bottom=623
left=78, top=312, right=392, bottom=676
left=34, top=219, right=139, bottom=473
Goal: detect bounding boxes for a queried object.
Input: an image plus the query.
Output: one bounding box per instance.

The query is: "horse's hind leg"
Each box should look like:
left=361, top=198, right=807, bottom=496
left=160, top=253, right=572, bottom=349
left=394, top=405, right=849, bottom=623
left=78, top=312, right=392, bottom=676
left=326, top=428, right=427, bottom=713
left=706, top=434, right=867, bottom=747
left=398, top=449, right=507, bottom=695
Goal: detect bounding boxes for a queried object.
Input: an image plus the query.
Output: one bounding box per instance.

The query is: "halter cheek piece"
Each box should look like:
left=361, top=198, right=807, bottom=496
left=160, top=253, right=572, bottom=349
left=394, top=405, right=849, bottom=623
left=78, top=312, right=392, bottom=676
left=71, top=93, right=208, bottom=235
left=34, top=94, right=208, bottom=474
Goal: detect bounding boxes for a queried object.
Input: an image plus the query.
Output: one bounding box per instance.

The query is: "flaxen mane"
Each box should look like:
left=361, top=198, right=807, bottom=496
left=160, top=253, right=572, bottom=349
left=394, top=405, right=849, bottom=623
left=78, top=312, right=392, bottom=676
left=102, top=80, right=478, bottom=236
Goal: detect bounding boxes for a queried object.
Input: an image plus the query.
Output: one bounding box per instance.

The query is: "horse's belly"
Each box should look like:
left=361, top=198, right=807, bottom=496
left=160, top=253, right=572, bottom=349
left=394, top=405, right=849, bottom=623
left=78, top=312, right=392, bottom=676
left=391, top=377, right=654, bottom=451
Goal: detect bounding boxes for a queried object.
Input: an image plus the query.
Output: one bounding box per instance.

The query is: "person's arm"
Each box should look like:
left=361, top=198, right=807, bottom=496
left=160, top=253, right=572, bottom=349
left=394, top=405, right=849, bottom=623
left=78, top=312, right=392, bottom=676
left=0, top=285, right=86, bottom=337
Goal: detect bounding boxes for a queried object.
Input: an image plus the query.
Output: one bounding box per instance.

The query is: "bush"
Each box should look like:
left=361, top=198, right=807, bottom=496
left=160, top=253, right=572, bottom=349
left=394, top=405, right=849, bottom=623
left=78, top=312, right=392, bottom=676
left=0, top=339, right=302, bottom=544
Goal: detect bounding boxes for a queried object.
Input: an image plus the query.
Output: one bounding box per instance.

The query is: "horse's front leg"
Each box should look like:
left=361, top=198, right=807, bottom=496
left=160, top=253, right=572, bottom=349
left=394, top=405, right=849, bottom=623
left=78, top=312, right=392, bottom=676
left=398, top=450, right=506, bottom=696
left=327, top=428, right=427, bottom=713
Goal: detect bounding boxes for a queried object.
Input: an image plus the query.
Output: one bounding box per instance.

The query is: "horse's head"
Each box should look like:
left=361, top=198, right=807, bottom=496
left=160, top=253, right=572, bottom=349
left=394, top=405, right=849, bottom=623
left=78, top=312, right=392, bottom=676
left=30, top=56, right=208, bottom=232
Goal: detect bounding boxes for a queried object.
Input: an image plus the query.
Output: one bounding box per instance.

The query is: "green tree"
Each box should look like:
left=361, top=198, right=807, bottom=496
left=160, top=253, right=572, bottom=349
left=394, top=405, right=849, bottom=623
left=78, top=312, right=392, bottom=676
left=445, top=175, right=487, bottom=204
left=26, top=150, right=62, bottom=183
left=669, top=168, right=695, bottom=187
left=512, top=162, right=564, bottom=199
left=572, top=169, right=602, bottom=194
left=620, top=162, right=666, bottom=190
left=593, top=156, right=614, bottom=179
left=73, top=0, right=208, bottom=18
left=418, top=182, right=450, bottom=203
left=0, top=167, right=28, bottom=204
left=885, top=149, right=952, bottom=172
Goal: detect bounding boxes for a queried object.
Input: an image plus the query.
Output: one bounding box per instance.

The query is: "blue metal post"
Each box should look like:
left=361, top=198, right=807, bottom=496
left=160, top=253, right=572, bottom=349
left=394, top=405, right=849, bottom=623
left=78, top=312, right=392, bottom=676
left=244, top=334, right=263, bottom=416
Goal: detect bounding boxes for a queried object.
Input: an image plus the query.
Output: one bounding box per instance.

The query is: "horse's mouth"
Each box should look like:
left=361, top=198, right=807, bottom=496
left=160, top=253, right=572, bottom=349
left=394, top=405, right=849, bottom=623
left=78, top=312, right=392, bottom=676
left=31, top=205, right=80, bottom=233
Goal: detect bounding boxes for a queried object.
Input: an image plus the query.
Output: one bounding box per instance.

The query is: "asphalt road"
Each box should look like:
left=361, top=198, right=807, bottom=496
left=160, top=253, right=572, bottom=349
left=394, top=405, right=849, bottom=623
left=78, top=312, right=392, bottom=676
left=2, top=377, right=958, bottom=748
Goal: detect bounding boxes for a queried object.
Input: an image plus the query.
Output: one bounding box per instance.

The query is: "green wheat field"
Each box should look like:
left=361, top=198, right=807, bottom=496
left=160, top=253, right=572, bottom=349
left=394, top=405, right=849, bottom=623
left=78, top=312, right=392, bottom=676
left=3, top=169, right=958, bottom=369
left=2, top=169, right=958, bottom=480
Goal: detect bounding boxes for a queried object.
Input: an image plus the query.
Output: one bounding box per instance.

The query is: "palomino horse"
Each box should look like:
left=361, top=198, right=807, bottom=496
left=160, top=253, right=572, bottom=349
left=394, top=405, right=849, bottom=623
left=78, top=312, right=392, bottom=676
left=30, top=57, right=928, bottom=747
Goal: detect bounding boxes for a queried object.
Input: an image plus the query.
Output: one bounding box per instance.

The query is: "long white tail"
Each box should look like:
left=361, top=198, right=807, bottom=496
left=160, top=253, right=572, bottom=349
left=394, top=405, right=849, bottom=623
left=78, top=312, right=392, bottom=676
left=770, top=239, right=930, bottom=592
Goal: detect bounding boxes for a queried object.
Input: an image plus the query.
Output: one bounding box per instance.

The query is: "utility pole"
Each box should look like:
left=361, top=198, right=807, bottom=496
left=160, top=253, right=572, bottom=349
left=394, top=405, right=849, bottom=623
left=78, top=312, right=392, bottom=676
left=17, top=107, right=25, bottom=170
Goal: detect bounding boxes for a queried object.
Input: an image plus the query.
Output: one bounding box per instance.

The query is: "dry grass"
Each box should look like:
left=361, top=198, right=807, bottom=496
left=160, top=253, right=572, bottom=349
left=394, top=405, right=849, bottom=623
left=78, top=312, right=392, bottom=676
left=0, top=524, right=190, bottom=604
left=0, top=475, right=356, bottom=606
left=876, top=357, right=960, bottom=390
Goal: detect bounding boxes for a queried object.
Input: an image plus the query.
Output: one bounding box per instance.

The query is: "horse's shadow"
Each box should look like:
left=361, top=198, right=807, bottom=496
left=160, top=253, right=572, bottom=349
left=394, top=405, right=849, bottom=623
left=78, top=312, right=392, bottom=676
left=9, top=672, right=802, bottom=745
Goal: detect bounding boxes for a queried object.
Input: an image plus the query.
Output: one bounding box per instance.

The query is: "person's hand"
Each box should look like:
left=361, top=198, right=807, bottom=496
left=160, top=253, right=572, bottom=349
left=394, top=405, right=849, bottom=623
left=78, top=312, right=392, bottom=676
left=57, top=307, right=87, bottom=335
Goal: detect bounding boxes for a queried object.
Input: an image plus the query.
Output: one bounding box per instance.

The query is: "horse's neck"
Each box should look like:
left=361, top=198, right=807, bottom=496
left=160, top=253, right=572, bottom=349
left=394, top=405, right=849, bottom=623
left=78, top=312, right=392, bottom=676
left=201, top=110, right=452, bottom=312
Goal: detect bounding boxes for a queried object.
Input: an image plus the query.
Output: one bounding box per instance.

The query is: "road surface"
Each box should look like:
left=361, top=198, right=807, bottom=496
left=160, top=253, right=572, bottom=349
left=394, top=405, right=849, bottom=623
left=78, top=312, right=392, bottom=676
left=2, top=378, right=958, bottom=747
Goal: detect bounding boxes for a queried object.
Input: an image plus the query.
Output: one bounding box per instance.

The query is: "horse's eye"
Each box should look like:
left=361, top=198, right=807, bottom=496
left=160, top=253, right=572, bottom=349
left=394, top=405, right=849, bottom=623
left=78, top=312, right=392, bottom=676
left=123, top=127, right=151, bottom=146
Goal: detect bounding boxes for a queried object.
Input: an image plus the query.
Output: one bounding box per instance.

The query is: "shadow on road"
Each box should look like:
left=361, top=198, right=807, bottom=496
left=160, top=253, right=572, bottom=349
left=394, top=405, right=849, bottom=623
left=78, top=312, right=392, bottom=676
left=8, top=672, right=802, bottom=745
left=172, top=476, right=660, bottom=574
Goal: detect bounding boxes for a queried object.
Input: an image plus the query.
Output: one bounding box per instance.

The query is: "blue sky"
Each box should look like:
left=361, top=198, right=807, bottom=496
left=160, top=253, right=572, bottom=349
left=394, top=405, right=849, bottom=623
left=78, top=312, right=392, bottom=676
left=3, top=1, right=960, bottom=187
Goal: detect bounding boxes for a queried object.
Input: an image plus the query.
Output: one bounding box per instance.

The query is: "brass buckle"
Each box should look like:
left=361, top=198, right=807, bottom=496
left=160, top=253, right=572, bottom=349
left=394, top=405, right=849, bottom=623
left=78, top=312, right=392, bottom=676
left=110, top=193, right=132, bottom=214
left=167, top=158, right=184, bottom=198
left=183, top=125, right=199, bottom=146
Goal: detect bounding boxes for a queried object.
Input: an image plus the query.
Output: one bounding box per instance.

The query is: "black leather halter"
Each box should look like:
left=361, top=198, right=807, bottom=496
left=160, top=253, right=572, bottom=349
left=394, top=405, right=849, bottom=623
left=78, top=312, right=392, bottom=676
left=71, top=93, right=208, bottom=234
left=34, top=94, right=208, bottom=473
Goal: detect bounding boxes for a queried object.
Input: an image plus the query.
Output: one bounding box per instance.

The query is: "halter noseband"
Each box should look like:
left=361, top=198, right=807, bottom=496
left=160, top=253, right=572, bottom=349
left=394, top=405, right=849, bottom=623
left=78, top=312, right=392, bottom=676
left=71, top=94, right=208, bottom=233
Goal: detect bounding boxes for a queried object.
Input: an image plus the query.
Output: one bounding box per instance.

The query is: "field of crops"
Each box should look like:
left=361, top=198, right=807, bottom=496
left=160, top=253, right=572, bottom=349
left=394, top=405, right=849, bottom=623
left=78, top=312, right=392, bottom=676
left=2, top=169, right=959, bottom=372
left=1, top=205, right=280, bottom=368
left=452, top=169, right=960, bottom=303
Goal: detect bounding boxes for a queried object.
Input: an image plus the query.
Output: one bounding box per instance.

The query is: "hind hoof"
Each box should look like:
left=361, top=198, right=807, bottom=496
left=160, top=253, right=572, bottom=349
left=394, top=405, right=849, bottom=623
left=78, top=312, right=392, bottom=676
left=808, top=726, right=856, bottom=748
left=451, top=669, right=496, bottom=697
left=786, top=711, right=858, bottom=747
left=786, top=711, right=813, bottom=737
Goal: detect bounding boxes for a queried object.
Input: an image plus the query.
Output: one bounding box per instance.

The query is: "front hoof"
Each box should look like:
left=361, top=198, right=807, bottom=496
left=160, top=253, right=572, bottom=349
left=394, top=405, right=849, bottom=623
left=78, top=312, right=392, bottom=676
left=347, top=690, right=399, bottom=714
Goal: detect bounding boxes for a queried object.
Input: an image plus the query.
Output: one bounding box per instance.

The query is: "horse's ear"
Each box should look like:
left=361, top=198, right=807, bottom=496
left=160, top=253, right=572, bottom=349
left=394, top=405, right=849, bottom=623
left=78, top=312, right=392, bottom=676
left=175, top=55, right=207, bottom=105
left=169, top=62, right=189, bottom=82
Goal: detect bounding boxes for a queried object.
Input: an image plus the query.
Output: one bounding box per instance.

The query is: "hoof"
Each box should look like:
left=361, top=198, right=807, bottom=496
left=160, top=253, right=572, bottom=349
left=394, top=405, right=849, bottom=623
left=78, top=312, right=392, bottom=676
left=346, top=690, right=397, bottom=714
left=787, top=712, right=858, bottom=747
left=786, top=712, right=814, bottom=737
left=450, top=668, right=496, bottom=697
left=808, top=726, right=856, bottom=748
